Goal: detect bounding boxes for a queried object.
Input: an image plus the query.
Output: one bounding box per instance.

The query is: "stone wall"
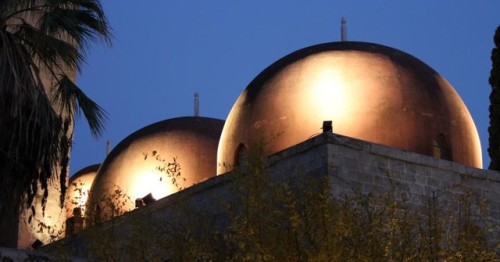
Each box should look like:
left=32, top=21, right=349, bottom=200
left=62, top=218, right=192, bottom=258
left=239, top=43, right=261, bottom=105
left=327, top=135, right=500, bottom=244
left=265, top=134, right=500, bottom=244
left=44, top=133, right=500, bottom=258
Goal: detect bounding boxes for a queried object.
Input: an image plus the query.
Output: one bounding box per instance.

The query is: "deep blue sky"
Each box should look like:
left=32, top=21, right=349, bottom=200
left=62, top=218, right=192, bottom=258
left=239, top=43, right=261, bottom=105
left=71, top=1, right=500, bottom=173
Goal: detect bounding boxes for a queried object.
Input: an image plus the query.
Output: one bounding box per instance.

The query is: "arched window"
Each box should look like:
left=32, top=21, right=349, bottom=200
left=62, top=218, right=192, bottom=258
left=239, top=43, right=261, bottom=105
left=234, top=143, right=249, bottom=166
left=433, top=134, right=452, bottom=161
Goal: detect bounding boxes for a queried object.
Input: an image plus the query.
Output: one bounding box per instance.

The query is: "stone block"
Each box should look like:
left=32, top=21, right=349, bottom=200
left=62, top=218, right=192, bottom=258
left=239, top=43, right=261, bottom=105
left=373, top=174, right=391, bottom=187
left=426, top=177, right=442, bottom=189
left=408, top=184, right=425, bottom=195
left=414, top=175, right=427, bottom=186
left=389, top=159, right=406, bottom=173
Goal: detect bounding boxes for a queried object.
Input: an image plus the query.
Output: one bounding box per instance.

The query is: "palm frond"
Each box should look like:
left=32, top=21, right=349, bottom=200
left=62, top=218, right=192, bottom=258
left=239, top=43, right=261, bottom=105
left=14, top=21, right=82, bottom=72
left=0, top=0, right=112, bottom=231
left=40, top=0, right=112, bottom=46
left=53, top=75, right=108, bottom=138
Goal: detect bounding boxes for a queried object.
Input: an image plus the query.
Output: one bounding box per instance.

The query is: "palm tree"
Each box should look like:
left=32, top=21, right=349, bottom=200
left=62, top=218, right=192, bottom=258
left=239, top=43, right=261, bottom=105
left=0, top=0, right=111, bottom=247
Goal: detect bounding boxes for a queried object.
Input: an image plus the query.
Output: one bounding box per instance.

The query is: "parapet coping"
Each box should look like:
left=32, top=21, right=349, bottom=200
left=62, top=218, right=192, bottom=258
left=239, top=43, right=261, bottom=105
left=267, top=132, right=500, bottom=183
left=148, top=132, right=500, bottom=215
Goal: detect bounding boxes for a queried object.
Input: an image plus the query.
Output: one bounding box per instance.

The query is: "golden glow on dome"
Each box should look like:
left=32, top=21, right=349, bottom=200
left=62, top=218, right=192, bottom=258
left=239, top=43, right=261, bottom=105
left=217, top=42, right=482, bottom=174
left=88, top=117, right=224, bottom=221
left=126, top=163, right=178, bottom=200
left=306, top=54, right=360, bottom=132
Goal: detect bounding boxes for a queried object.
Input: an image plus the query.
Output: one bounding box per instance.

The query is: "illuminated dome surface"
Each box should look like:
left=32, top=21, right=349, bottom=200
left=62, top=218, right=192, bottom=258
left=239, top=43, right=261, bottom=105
left=217, top=41, right=482, bottom=174
left=66, top=164, right=99, bottom=218
left=90, top=117, right=224, bottom=215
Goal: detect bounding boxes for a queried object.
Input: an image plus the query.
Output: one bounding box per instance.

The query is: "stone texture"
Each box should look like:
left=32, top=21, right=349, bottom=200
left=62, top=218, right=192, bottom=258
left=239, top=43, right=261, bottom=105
left=44, top=133, right=500, bottom=257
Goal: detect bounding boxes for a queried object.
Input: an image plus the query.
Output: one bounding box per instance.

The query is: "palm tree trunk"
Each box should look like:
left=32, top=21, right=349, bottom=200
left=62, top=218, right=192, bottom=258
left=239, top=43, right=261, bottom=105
left=0, top=211, right=19, bottom=248
left=0, top=179, right=21, bottom=248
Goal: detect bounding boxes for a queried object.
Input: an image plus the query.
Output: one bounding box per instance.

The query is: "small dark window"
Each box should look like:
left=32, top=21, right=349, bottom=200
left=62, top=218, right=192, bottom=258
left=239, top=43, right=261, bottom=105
left=433, top=134, right=452, bottom=161
left=234, top=143, right=249, bottom=166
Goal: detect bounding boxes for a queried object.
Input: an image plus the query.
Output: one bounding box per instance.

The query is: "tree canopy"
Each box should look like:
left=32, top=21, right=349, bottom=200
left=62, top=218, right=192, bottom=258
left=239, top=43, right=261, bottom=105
left=488, top=25, right=500, bottom=170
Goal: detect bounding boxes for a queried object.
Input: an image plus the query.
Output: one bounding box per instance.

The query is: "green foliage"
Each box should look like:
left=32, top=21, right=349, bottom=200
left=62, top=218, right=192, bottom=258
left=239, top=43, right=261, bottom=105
left=208, top=145, right=497, bottom=261
left=489, top=25, right=500, bottom=170
left=50, top=144, right=499, bottom=260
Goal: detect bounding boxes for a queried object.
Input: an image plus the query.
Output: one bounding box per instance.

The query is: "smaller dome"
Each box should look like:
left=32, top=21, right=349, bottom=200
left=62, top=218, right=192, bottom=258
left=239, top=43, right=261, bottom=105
left=66, top=164, right=100, bottom=219
left=88, top=117, right=224, bottom=221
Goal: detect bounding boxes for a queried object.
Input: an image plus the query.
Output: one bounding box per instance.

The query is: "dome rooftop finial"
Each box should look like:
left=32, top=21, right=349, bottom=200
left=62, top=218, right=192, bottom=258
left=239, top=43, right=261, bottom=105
left=106, top=140, right=111, bottom=155
left=194, top=91, right=200, bottom=117
left=341, top=17, right=347, bottom=42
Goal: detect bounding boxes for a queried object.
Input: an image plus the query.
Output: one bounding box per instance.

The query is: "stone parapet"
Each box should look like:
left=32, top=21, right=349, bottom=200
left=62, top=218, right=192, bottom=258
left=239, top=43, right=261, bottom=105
left=44, top=133, right=500, bottom=258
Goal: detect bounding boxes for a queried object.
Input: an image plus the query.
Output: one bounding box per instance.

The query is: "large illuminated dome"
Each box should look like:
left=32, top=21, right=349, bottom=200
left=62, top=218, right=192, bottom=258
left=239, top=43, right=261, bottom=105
left=89, top=117, right=224, bottom=218
left=217, top=41, right=482, bottom=174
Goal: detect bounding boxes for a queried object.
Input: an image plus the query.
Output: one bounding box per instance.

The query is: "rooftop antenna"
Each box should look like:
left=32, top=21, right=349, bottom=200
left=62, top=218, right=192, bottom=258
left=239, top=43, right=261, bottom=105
left=194, top=91, right=200, bottom=117
left=106, top=140, right=111, bottom=155
left=341, top=17, right=347, bottom=42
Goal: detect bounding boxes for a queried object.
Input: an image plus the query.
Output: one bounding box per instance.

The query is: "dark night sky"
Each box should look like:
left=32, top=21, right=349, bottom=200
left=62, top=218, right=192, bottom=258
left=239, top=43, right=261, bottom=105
left=71, top=1, right=500, bottom=173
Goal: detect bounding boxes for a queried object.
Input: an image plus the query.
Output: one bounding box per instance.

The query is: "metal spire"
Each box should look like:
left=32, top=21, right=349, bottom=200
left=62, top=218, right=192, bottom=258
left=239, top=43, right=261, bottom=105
left=341, top=17, right=347, bottom=42
left=106, top=140, right=111, bottom=156
left=194, top=91, right=199, bottom=117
